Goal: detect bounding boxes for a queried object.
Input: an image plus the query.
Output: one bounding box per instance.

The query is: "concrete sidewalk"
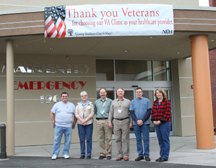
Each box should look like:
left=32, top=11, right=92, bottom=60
left=7, top=136, right=216, bottom=167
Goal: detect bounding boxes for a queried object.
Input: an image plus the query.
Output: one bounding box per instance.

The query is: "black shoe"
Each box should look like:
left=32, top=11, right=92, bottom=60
left=155, top=157, right=162, bottom=162
left=87, top=156, right=91, bottom=159
left=145, top=156, right=151, bottom=161
left=80, top=156, right=85, bottom=159
left=158, top=158, right=168, bottom=162
left=135, top=156, right=144, bottom=161
left=99, top=155, right=106, bottom=159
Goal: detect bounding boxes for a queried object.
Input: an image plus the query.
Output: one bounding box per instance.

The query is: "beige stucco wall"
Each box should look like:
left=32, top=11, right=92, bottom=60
left=0, top=54, right=97, bottom=146
left=0, top=0, right=199, bottom=11
left=0, top=54, right=196, bottom=146
left=172, top=58, right=196, bottom=136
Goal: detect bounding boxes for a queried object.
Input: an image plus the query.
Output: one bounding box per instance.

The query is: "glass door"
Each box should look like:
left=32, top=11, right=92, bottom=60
left=96, top=87, right=114, bottom=100
left=121, top=88, right=156, bottom=134
left=163, top=87, right=173, bottom=134
left=121, top=88, right=135, bottom=133
left=142, top=90, right=155, bottom=133
left=121, top=88, right=135, bottom=101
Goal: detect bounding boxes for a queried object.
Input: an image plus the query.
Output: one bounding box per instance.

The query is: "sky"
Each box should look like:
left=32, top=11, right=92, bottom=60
left=199, top=0, right=209, bottom=6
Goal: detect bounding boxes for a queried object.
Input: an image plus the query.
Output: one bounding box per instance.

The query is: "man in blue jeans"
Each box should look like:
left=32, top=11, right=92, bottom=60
left=50, top=92, right=76, bottom=160
left=129, top=87, right=152, bottom=161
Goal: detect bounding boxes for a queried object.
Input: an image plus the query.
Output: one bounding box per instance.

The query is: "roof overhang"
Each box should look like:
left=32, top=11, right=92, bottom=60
left=0, top=6, right=216, bottom=60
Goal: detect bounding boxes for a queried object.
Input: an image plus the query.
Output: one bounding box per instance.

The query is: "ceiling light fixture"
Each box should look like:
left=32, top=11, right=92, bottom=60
left=49, top=48, right=54, bottom=50
left=149, top=36, right=155, bottom=39
left=177, top=52, right=180, bottom=54
left=211, top=39, right=215, bottom=42
left=123, top=50, right=128, bottom=53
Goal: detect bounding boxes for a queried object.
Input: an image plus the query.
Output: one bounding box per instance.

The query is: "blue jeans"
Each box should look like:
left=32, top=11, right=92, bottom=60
left=155, top=121, right=171, bottom=160
left=53, top=126, right=72, bottom=156
left=134, top=124, right=150, bottom=157
left=78, top=123, right=93, bottom=156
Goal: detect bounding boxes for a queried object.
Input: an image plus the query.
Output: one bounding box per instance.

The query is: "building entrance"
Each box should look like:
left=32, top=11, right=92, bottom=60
left=96, top=59, right=174, bottom=135
left=96, top=84, right=173, bottom=135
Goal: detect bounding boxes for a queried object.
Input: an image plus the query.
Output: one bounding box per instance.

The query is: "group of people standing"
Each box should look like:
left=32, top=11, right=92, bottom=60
left=50, top=87, right=171, bottom=163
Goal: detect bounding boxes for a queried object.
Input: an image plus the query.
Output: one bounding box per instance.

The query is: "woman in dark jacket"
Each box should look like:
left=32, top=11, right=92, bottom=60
left=151, top=88, right=171, bottom=162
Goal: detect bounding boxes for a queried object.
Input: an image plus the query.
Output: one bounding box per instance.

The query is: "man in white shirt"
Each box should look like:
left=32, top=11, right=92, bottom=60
left=50, top=92, right=76, bottom=160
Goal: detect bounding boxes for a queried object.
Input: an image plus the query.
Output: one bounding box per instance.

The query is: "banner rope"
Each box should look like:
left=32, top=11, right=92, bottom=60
left=14, top=37, right=46, bottom=48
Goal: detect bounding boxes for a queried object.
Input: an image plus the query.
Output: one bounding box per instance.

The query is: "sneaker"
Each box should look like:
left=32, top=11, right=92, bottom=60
left=87, top=156, right=91, bottom=159
left=63, top=155, right=69, bottom=159
left=51, top=155, right=57, bottom=160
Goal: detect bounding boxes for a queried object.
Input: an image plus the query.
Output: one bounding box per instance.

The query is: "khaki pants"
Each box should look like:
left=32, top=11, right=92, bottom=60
left=96, top=119, right=112, bottom=156
left=113, top=118, right=130, bottom=158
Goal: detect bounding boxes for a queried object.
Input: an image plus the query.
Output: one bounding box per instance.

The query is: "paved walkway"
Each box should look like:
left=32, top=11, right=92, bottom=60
left=0, top=156, right=213, bottom=168
left=1, top=136, right=216, bottom=167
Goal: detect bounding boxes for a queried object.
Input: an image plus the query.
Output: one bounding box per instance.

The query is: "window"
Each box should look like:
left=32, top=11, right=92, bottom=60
left=153, top=61, right=171, bottom=81
left=115, top=60, right=152, bottom=81
left=96, top=59, right=172, bottom=81
left=96, top=60, right=114, bottom=81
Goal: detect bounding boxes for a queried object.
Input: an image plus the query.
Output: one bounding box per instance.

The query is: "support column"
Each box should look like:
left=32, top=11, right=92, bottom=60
left=6, top=39, right=15, bottom=155
left=190, top=35, right=215, bottom=149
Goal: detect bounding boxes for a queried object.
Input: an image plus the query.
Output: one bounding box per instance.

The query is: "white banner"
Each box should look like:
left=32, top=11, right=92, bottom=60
left=44, top=4, right=174, bottom=38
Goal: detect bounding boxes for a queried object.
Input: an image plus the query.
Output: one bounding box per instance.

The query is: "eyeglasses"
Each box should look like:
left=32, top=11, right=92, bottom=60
left=62, top=96, right=68, bottom=97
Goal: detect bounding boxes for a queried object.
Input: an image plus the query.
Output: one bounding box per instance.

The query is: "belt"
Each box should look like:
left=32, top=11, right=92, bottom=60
left=96, top=118, right=108, bottom=120
left=114, top=117, right=129, bottom=121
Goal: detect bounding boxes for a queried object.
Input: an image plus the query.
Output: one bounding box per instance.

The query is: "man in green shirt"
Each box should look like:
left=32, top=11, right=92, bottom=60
left=94, top=88, right=113, bottom=160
